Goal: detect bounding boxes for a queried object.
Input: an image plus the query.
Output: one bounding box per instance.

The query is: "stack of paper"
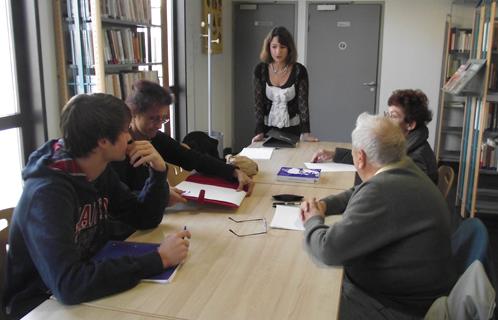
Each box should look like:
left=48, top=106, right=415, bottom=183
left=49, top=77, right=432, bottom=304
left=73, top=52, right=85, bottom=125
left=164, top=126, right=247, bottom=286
left=239, top=147, right=274, bottom=160
left=270, top=205, right=304, bottom=231
left=304, top=162, right=356, bottom=172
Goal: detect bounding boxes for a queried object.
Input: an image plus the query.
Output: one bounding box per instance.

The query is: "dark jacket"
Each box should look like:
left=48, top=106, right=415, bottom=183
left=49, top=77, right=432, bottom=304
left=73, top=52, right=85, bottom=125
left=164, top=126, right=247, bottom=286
left=306, top=158, right=455, bottom=316
left=253, top=62, right=311, bottom=134
left=406, top=125, right=438, bottom=184
left=3, top=139, right=168, bottom=319
left=112, top=131, right=236, bottom=192
left=334, top=125, right=438, bottom=184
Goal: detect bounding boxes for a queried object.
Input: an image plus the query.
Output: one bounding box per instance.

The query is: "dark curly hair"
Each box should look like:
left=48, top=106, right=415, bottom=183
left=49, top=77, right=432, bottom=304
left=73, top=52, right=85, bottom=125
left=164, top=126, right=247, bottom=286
left=387, top=89, right=432, bottom=128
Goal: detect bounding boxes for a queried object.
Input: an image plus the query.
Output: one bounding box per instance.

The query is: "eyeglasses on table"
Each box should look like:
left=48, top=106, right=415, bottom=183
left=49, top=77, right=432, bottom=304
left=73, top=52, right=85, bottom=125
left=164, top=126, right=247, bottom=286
left=228, top=216, right=267, bottom=237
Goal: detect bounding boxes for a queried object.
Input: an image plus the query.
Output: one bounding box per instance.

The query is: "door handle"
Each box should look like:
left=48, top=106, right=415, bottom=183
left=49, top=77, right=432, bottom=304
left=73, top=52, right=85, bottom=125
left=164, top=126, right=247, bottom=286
left=362, top=81, right=376, bottom=86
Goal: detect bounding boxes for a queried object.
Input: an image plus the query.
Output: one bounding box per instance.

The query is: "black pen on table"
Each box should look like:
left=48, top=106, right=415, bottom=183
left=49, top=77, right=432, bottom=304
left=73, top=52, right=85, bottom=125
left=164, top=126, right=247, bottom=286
left=183, top=225, right=187, bottom=239
left=272, top=201, right=301, bottom=208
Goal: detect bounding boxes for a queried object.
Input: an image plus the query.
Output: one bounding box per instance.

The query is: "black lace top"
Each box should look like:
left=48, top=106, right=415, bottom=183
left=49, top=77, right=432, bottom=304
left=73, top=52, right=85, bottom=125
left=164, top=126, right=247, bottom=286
left=253, top=62, right=311, bottom=134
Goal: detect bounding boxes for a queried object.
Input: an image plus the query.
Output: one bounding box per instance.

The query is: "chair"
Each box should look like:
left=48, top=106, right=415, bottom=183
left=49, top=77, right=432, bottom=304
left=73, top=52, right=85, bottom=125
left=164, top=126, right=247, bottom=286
left=425, top=218, right=497, bottom=319
left=166, top=163, right=190, bottom=187
left=451, top=218, right=495, bottom=283
left=425, top=260, right=495, bottom=320
left=438, top=165, right=455, bottom=199
left=0, top=208, right=13, bottom=319
left=0, top=207, right=13, bottom=265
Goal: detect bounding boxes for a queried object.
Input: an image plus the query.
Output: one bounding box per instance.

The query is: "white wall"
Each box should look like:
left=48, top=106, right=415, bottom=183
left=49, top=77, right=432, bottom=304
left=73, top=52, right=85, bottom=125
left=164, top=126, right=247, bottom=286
left=184, top=0, right=233, bottom=148
left=184, top=0, right=475, bottom=149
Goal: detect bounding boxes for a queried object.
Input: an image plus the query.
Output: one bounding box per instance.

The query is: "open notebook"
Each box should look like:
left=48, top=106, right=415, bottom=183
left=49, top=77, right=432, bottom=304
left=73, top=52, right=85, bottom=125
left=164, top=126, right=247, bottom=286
left=92, top=241, right=179, bottom=284
left=175, top=174, right=247, bottom=208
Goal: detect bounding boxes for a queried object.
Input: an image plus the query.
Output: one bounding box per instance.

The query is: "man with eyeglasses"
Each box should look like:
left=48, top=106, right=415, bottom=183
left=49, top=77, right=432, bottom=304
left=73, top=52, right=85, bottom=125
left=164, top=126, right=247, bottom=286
left=301, top=113, right=455, bottom=319
left=311, top=89, right=438, bottom=184
left=111, top=80, right=254, bottom=214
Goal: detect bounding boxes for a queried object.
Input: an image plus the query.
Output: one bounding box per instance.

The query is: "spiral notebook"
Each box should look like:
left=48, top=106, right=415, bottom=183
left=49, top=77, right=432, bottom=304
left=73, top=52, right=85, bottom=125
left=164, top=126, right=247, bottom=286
left=93, top=240, right=179, bottom=284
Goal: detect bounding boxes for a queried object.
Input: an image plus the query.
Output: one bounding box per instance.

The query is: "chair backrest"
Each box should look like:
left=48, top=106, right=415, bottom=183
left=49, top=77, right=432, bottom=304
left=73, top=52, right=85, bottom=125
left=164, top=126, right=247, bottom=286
left=438, top=165, right=455, bottom=199
left=425, top=260, right=496, bottom=320
left=0, top=208, right=13, bottom=318
left=166, top=163, right=190, bottom=187
left=451, top=218, right=495, bottom=285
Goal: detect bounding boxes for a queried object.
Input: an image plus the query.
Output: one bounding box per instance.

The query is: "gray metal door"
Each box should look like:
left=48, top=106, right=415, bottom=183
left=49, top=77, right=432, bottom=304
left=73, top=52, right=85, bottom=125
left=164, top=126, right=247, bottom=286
left=233, top=3, right=295, bottom=153
left=307, top=3, right=381, bottom=142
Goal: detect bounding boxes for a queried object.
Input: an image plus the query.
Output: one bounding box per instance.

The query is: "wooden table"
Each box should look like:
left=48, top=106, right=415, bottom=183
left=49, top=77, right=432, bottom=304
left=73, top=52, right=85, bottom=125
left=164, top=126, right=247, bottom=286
left=249, top=141, right=355, bottom=190
left=82, top=184, right=344, bottom=320
left=22, top=299, right=177, bottom=320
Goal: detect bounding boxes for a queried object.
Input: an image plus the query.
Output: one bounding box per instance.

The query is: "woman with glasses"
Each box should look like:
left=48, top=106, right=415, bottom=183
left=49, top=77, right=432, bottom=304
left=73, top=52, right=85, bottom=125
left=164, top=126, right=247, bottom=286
left=311, top=89, right=438, bottom=184
left=112, top=80, right=254, bottom=209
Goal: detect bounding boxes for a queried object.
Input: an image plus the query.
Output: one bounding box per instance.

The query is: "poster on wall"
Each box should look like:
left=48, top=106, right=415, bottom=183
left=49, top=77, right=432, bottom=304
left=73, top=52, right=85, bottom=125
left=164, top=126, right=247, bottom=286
left=202, top=0, right=223, bottom=54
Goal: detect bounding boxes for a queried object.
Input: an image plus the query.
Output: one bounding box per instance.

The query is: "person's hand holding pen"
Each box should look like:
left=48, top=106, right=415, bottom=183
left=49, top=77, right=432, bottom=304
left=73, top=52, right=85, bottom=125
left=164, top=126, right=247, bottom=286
left=127, top=140, right=166, bottom=172
left=300, top=197, right=326, bottom=223
left=169, top=187, right=187, bottom=206
left=157, top=228, right=191, bottom=268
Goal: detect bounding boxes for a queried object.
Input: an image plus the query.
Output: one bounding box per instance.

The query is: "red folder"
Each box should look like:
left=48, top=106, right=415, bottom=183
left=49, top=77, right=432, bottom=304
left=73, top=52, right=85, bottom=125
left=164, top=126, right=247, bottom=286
left=177, top=174, right=247, bottom=208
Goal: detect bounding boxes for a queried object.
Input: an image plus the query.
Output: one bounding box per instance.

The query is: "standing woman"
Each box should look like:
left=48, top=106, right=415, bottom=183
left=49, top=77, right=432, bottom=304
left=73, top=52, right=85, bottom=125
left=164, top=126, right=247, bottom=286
left=252, top=26, right=318, bottom=143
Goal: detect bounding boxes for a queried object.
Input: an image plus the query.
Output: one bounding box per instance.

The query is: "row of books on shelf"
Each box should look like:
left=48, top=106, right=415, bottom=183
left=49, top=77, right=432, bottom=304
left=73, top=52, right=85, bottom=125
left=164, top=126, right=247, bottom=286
left=487, top=103, right=498, bottom=129
left=449, top=28, right=472, bottom=52
left=104, top=28, right=147, bottom=65
left=480, top=137, right=498, bottom=170
left=62, top=0, right=91, bottom=21
left=488, top=63, right=498, bottom=90
left=65, top=26, right=148, bottom=66
left=63, top=0, right=152, bottom=24
left=101, top=0, right=152, bottom=24
left=64, top=25, right=95, bottom=66
left=104, top=70, right=159, bottom=99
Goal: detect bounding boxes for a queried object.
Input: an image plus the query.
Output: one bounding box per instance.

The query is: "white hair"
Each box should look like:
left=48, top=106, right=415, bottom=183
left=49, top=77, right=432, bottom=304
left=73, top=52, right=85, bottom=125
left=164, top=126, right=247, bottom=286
left=351, top=113, right=406, bottom=166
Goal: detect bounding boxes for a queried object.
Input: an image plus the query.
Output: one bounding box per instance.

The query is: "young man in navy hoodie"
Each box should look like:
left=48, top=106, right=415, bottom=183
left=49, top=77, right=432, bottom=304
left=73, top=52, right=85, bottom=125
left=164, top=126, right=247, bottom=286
left=2, top=93, right=191, bottom=319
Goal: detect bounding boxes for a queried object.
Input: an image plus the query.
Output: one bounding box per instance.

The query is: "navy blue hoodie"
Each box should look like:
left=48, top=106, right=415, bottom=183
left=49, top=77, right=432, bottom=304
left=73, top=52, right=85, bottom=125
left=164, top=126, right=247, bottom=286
left=2, top=139, right=169, bottom=318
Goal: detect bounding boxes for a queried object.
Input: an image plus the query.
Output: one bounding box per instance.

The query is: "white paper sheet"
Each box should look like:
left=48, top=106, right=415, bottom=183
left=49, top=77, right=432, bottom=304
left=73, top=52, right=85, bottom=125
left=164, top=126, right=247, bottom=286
left=238, top=147, right=274, bottom=160
left=176, top=181, right=246, bottom=206
left=270, top=205, right=304, bottom=231
left=304, top=162, right=357, bottom=172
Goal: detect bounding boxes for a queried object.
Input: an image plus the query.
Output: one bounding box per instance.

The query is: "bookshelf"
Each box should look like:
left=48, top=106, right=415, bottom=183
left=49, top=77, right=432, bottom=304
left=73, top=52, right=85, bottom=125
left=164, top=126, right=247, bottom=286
left=457, top=0, right=498, bottom=217
left=54, top=0, right=168, bottom=106
left=437, top=19, right=473, bottom=163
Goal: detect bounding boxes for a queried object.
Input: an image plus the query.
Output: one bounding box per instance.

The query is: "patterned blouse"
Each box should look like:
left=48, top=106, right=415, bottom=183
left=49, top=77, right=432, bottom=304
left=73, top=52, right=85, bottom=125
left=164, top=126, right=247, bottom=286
left=253, top=62, right=310, bottom=135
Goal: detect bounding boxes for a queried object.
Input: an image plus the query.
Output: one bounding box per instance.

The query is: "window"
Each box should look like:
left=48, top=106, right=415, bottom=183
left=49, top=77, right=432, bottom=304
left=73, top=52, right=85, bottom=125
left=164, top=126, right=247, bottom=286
left=0, top=0, right=48, bottom=210
left=0, top=0, right=23, bottom=209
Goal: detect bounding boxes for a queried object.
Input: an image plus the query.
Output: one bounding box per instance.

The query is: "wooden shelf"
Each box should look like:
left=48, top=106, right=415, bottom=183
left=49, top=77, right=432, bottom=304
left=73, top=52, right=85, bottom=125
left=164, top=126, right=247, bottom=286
left=101, top=17, right=160, bottom=28
left=440, top=150, right=461, bottom=162
left=442, top=126, right=463, bottom=134
left=54, top=0, right=168, bottom=103
left=480, top=168, right=498, bottom=175
left=454, top=0, right=498, bottom=218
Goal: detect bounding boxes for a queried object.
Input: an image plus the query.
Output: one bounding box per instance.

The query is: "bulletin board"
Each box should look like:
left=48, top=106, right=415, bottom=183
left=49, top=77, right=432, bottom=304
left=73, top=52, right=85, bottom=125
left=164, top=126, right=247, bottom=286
left=202, top=0, right=223, bottom=54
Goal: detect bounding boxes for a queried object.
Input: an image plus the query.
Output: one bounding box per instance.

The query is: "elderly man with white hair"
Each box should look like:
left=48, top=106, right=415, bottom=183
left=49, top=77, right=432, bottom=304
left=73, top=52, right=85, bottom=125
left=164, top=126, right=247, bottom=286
left=301, top=113, right=456, bottom=319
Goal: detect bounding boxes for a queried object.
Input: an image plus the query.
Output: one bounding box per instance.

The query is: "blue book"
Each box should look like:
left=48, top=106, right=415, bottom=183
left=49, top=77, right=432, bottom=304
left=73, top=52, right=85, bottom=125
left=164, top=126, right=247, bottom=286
left=276, top=167, right=321, bottom=183
left=93, top=240, right=179, bottom=284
